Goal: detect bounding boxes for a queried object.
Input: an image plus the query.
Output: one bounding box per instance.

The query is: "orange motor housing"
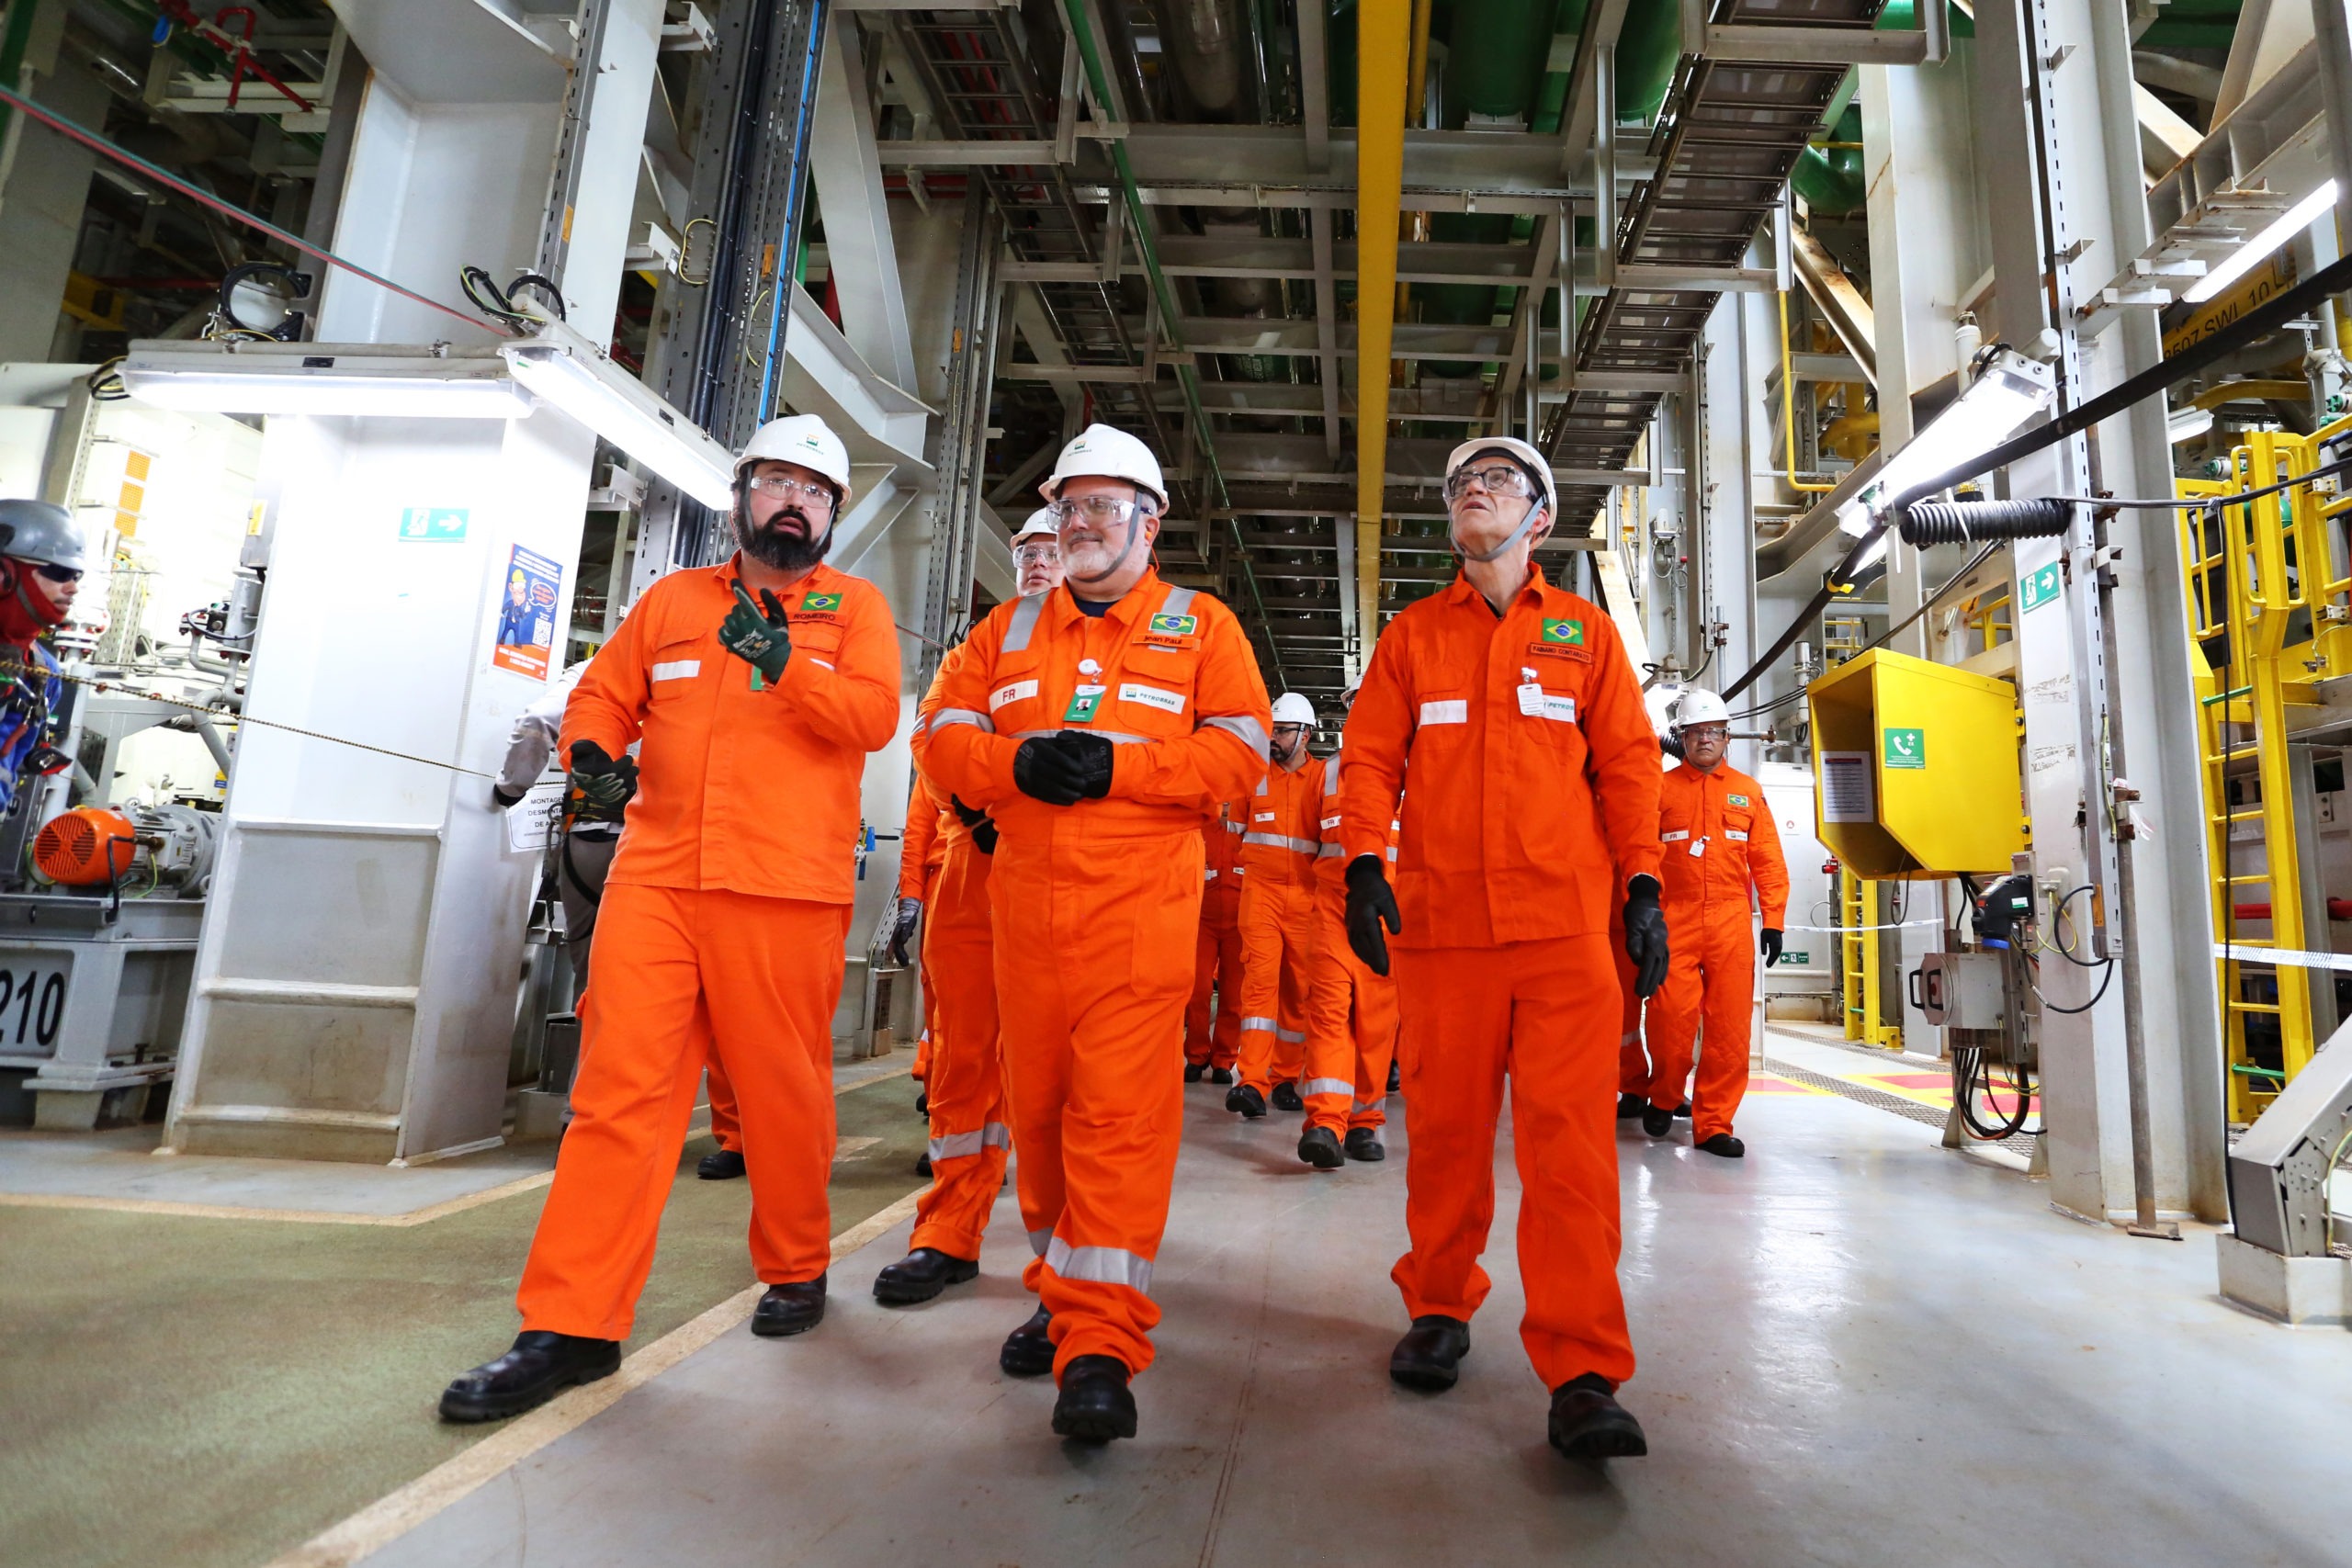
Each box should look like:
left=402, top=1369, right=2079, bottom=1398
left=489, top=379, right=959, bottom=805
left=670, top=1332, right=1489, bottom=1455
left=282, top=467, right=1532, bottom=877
left=35, top=807, right=141, bottom=886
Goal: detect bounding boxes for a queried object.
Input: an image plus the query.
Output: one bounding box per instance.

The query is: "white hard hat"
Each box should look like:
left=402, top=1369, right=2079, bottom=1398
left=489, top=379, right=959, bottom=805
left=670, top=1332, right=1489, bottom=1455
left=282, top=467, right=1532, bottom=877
left=736, top=413, right=853, bottom=505
left=1443, top=435, right=1556, bottom=563
left=1673, top=688, right=1730, bottom=728
left=1271, top=691, right=1317, bottom=728
left=1041, top=423, right=1167, bottom=511
left=1012, top=508, right=1059, bottom=543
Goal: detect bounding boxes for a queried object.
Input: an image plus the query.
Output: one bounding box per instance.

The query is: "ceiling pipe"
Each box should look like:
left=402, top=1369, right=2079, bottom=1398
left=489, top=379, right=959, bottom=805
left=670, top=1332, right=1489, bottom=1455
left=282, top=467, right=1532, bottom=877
left=1355, top=0, right=1411, bottom=666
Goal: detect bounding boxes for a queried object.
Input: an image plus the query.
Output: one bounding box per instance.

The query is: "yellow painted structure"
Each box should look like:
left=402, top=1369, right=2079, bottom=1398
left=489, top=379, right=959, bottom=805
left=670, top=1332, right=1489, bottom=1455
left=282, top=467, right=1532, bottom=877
left=1807, top=648, right=2026, bottom=878
left=1352, top=0, right=1409, bottom=662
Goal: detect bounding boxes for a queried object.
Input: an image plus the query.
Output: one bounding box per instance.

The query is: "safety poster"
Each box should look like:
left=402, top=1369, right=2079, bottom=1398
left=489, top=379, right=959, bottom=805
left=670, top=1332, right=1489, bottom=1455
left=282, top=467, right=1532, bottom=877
left=493, top=544, right=564, bottom=680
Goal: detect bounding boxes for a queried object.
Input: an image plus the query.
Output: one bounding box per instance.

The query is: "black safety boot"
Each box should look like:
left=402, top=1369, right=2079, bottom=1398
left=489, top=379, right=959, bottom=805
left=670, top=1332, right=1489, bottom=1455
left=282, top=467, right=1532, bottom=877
left=914, top=1088, right=928, bottom=1117
left=1001, top=1305, right=1056, bottom=1377
left=1184, top=1062, right=1204, bottom=1083
left=873, top=1247, right=978, bottom=1305
left=1616, top=1092, right=1646, bottom=1120
left=1297, top=1126, right=1344, bottom=1169
left=439, top=1331, right=619, bottom=1423
left=697, top=1147, right=746, bottom=1180
left=1052, top=1355, right=1137, bottom=1442
left=914, top=1152, right=933, bottom=1178
left=1548, top=1373, right=1648, bottom=1461
left=1342, top=1128, right=1385, bottom=1162
left=1698, top=1133, right=1746, bottom=1158
left=1226, top=1083, right=1267, bottom=1119
left=1641, top=1104, right=1675, bottom=1139
left=1209, top=1066, right=1234, bottom=1085
left=751, top=1275, right=827, bottom=1337
left=1388, top=1314, right=1470, bottom=1392
left=1673, top=1100, right=1691, bottom=1119
left=1387, top=1060, right=1400, bottom=1094
left=1271, top=1081, right=1305, bottom=1112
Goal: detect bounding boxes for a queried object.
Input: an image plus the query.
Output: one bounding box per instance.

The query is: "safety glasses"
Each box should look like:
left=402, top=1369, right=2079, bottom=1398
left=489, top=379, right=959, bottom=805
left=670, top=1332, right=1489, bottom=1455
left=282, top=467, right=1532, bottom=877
left=745, top=473, right=836, bottom=506
left=1442, top=462, right=1536, bottom=503
left=30, top=564, right=81, bottom=584
left=1012, top=544, right=1060, bottom=566
left=1046, top=495, right=1147, bottom=526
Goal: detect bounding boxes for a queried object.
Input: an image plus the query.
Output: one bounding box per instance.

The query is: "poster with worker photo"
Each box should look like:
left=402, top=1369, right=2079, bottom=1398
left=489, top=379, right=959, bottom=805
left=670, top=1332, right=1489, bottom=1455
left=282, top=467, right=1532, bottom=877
left=492, top=545, right=563, bottom=681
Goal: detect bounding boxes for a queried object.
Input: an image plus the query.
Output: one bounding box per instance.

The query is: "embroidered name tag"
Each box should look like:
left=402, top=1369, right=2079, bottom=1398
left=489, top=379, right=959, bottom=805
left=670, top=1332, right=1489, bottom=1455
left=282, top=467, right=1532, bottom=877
left=989, top=679, right=1039, bottom=712
left=1118, top=682, right=1185, bottom=715
left=650, top=660, right=700, bottom=682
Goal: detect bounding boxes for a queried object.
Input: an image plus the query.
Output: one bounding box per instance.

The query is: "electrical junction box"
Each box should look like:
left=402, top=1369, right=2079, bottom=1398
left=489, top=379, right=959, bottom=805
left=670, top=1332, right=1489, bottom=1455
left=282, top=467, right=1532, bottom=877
left=1806, top=648, right=2026, bottom=877
left=1917, top=951, right=2006, bottom=1029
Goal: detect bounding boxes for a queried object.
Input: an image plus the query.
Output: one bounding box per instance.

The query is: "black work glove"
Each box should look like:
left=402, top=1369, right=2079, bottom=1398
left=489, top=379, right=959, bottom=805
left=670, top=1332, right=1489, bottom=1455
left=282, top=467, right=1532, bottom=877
left=1623, top=874, right=1668, bottom=998
left=1344, top=854, right=1403, bottom=977
left=492, top=781, right=530, bottom=808
left=1013, top=737, right=1088, bottom=805
left=718, top=582, right=793, bottom=684
left=1052, top=731, right=1115, bottom=800
left=1761, top=927, right=1783, bottom=967
left=888, top=897, right=922, bottom=966
left=950, top=795, right=999, bottom=854
left=567, top=739, right=639, bottom=814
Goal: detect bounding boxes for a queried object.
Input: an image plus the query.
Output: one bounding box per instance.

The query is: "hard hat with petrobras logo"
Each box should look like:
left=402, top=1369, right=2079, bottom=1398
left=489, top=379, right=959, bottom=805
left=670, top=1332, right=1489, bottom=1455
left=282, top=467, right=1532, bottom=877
left=1672, top=687, right=1730, bottom=729
left=1271, top=691, right=1317, bottom=728
left=1012, top=507, right=1059, bottom=542
left=1040, top=423, right=1167, bottom=510
left=735, top=413, right=853, bottom=504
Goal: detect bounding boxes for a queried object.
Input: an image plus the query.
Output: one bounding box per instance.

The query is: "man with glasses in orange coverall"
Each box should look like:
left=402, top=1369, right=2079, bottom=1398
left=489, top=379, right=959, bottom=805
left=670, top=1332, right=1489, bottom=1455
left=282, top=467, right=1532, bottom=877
left=1339, top=434, right=1668, bottom=1462
left=918, top=423, right=1270, bottom=1443
left=439, top=413, right=899, bottom=1421
left=1225, top=691, right=1328, bottom=1142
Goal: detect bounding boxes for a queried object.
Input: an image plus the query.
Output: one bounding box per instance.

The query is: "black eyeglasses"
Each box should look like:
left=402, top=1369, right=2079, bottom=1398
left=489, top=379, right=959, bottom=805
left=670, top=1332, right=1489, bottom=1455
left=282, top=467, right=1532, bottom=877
left=30, top=565, right=80, bottom=584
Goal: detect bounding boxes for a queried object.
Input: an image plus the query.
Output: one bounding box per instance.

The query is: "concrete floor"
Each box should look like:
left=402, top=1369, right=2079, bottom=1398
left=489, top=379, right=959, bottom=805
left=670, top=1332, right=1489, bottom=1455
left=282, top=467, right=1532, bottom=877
left=343, top=1049, right=2352, bottom=1568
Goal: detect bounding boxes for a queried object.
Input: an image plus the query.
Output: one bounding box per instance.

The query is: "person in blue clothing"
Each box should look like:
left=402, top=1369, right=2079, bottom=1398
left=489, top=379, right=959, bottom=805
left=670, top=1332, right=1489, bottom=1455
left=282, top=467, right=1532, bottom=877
left=495, top=568, right=536, bottom=649
left=0, top=501, right=82, bottom=817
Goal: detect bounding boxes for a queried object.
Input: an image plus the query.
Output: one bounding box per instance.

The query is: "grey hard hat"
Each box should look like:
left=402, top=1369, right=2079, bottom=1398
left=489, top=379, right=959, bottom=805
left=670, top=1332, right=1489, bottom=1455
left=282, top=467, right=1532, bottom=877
left=0, top=500, right=88, bottom=572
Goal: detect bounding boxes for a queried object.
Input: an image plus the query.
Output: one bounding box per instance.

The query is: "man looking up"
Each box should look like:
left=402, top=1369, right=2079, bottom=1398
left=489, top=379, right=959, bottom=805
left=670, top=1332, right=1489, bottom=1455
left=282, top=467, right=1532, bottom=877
left=1338, top=435, right=1668, bottom=1462
left=919, top=423, right=1270, bottom=1443
left=440, top=413, right=899, bottom=1421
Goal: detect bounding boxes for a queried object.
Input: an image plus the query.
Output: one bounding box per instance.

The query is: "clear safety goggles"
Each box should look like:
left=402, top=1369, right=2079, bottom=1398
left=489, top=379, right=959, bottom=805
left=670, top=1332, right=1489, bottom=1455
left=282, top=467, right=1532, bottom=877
left=1013, top=543, right=1060, bottom=566
left=1680, top=724, right=1729, bottom=742
left=1046, top=495, right=1148, bottom=527
left=745, top=473, right=836, bottom=506
left=1442, top=462, right=1538, bottom=503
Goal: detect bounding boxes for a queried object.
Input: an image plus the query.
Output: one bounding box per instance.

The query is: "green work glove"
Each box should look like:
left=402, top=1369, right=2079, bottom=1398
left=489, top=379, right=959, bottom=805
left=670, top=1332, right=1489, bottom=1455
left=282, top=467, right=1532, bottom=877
left=718, top=582, right=793, bottom=684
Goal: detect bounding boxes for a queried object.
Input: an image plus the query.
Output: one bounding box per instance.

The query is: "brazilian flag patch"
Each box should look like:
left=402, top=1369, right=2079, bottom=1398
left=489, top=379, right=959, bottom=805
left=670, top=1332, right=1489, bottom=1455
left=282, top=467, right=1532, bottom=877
left=1148, top=613, right=1198, bottom=637
left=1542, top=618, right=1585, bottom=647
left=801, top=592, right=844, bottom=612
left=1727, top=794, right=1750, bottom=807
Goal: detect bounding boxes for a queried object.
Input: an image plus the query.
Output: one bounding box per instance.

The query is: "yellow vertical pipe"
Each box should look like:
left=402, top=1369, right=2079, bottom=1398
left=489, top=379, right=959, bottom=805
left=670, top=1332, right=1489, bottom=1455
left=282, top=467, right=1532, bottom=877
left=1356, top=0, right=1409, bottom=661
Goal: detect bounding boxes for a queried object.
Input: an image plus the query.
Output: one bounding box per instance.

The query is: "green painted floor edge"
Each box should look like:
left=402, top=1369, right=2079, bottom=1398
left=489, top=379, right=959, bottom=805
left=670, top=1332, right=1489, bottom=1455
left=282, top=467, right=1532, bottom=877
left=0, top=1071, right=933, bottom=1568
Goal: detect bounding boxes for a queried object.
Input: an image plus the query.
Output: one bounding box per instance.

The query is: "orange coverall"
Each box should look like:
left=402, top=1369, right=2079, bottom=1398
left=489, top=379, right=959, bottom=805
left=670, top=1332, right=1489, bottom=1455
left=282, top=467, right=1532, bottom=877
left=1235, top=754, right=1326, bottom=1100
left=520, top=558, right=899, bottom=1342
left=900, top=790, right=951, bottom=1092
left=919, top=570, right=1270, bottom=1379
left=1185, top=797, right=1249, bottom=1070
left=1639, top=761, right=1789, bottom=1141
left=1340, top=569, right=1661, bottom=1392
left=906, top=646, right=1010, bottom=1260
left=1305, top=736, right=1399, bottom=1141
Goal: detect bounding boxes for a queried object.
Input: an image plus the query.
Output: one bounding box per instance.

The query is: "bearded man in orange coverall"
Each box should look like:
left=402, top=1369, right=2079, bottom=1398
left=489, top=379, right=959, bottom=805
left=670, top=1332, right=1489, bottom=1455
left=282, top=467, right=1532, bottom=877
left=1632, top=690, right=1789, bottom=1157
left=1338, top=434, right=1668, bottom=1463
left=919, top=423, right=1270, bottom=1444
left=1184, top=795, right=1250, bottom=1082
left=439, top=413, right=899, bottom=1423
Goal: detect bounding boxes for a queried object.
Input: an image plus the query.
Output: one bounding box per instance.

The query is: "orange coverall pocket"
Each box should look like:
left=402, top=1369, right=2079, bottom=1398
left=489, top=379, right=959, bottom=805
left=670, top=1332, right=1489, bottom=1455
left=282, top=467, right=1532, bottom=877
left=1127, top=838, right=1204, bottom=998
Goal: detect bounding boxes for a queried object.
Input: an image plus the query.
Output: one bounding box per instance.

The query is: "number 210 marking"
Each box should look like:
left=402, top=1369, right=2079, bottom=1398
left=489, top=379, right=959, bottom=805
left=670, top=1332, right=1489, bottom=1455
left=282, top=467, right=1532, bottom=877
left=0, top=969, right=67, bottom=1046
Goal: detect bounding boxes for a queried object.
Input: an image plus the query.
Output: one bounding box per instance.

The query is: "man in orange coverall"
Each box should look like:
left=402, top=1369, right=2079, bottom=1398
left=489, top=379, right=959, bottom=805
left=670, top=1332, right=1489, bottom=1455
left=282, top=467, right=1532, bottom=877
left=1226, top=691, right=1326, bottom=1130
left=918, top=422, right=1270, bottom=1443
left=896, top=781, right=950, bottom=1174
left=1338, top=434, right=1667, bottom=1462
left=439, top=413, right=899, bottom=1422
left=1633, top=688, right=1788, bottom=1156
left=1306, top=720, right=1400, bottom=1163
left=1184, top=793, right=1249, bottom=1083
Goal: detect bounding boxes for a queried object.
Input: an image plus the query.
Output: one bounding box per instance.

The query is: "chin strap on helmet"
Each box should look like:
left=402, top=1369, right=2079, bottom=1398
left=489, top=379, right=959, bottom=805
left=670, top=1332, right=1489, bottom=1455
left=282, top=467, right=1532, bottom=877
left=1452, top=499, right=1550, bottom=564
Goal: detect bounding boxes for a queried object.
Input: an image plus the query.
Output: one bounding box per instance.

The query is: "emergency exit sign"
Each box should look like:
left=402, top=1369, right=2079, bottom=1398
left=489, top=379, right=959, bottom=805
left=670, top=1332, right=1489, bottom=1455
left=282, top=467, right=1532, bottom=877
left=2020, top=560, right=2061, bottom=611
left=1883, top=728, right=1926, bottom=769
left=399, top=507, right=469, bottom=542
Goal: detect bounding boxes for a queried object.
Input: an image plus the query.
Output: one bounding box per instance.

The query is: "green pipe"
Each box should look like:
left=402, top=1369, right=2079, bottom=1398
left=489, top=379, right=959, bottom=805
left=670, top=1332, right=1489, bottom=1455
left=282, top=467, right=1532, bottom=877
left=1792, top=104, right=1865, bottom=216
left=1875, top=0, right=1974, bottom=39
left=1057, top=0, right=1287, bottom=685
left=2229, top=1064, right=2288, bottom=1081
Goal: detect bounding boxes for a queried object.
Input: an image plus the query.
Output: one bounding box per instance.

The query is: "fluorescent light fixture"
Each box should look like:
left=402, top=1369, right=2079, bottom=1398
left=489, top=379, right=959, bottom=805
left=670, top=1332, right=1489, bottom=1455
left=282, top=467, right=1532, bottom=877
left=121, top=340, right=534, bottom=419
left=1836, top=348, right=2056, bottom=537
left=501, top=319, right=735, bottom=509
left=2169, top=406, right=2215, bottom=445
left=2182, top=180, right=2337, bottom=304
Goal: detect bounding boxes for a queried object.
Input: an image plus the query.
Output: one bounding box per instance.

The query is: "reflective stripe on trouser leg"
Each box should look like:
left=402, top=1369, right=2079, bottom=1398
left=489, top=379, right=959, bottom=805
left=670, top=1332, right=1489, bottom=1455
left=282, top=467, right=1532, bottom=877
left=993, top=827, right=1200, bottom=1377
left=911, top=838, right=1009, bottom=1261
left=1391, top=937, right=1634, bottom=1389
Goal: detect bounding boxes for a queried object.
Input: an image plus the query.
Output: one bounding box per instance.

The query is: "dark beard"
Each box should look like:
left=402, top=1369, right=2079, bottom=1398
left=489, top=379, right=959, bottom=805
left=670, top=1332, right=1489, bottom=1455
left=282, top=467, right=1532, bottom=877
left=737, top=505, right=831, bottom=570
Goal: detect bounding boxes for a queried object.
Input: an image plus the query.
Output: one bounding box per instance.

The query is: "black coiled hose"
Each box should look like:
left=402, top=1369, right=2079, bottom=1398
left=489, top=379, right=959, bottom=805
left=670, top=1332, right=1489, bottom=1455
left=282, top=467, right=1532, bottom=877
left=1895, top=497, right=2072, bottom=546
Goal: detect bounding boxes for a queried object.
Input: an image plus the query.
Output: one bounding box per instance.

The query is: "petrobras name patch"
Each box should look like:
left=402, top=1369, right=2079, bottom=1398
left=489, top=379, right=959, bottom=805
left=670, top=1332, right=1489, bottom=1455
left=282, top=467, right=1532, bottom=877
left=1148, top=613, right=1199, bottom=637
left=1119, top=682, right=1186, bottom=715
left=1531, top=693, right=1576, bottom=724
left=1419, top=698, right=1468, bottom=727
left=989, top=679, right=1039, bottom=712
left=1726, top=829, right=1749, bottom=841
left=650, top=660, right=700, bottom=682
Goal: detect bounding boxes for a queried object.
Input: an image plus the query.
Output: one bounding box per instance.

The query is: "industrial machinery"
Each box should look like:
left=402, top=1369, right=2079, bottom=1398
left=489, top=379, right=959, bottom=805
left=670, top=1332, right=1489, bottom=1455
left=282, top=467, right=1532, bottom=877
left=1913, top=858, right=2043, bottom=1150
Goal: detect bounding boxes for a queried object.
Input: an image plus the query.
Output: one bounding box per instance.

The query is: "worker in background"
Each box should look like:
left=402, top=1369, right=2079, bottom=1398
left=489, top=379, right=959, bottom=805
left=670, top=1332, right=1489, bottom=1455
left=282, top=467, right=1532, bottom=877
left=1339, top=435, right=1666, bottom=1462
left=1632, top=688, right=1789, bottom=1157
left=1305, top=710, right=1400, bottom=1162
left=1183, top=792, right=1248, bottom=1084
left=0, top=501, right=82, bottom=818
left=897, top=776, right=949, bottom=1171
left=920, top=423, right=1270, bottom=1443
left=872, top=513, right=1066, bottom=1304
left=440, top=413, right=899, bottom=1422
left=1011, top=505, right=1062, bottom=596
left=1224, top=691, right=1324, bottom=1131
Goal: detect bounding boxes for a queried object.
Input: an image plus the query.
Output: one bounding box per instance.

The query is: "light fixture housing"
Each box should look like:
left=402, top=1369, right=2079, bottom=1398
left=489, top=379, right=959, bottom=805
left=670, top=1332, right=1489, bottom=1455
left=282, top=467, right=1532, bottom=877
left=2181, top=180, right=2338, bottom=305
left=500, top=319, right=736, bottom=510
left=120, top=340, right=535, bottom=419
left=1836, top=348, right=2057, bottom=540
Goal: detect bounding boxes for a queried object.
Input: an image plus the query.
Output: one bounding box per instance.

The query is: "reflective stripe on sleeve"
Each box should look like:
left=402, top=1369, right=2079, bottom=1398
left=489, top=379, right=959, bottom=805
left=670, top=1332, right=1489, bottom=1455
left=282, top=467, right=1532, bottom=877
left=1045, top=1237, right=1154, bottom=1292
left=1243, top=831, right=1320, bottom=855
left=932, top=708, right=997, bottom=733
left=1204, top=714, right=1272, bottom=761
left=1160, top=585, right=1197, bottom=617
left=1002, top=592, right=1047, bottom=652
left=1008, top=728, right=1155, bottom=743
left=1318, top=842, right=1345, bottom=858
